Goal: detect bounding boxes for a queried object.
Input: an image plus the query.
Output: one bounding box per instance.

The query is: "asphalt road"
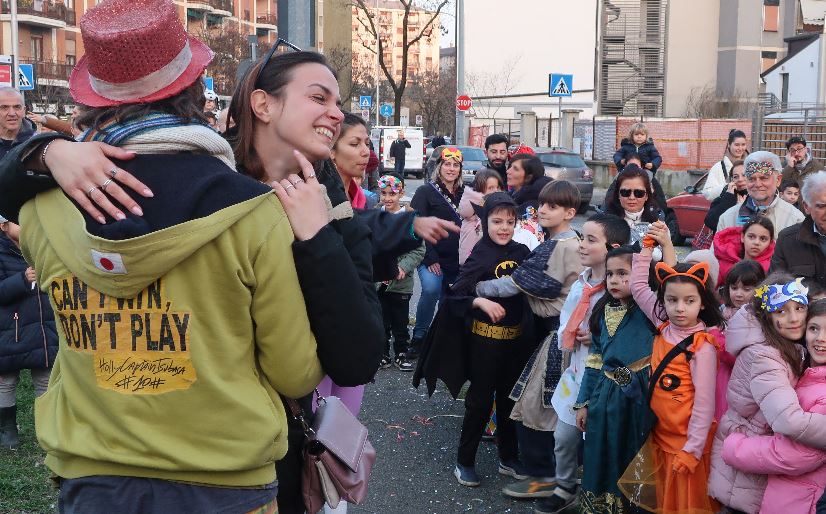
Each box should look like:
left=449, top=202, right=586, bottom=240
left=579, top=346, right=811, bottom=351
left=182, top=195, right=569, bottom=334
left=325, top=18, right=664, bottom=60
left=351, top=179, right=692, bottom=513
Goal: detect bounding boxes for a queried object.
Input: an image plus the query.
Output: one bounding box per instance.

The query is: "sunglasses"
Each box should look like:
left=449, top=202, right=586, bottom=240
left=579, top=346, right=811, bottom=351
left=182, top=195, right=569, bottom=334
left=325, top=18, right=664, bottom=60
left=254, top=38, right=303, bottom=88
left=619, top=188, right=647, bottom=199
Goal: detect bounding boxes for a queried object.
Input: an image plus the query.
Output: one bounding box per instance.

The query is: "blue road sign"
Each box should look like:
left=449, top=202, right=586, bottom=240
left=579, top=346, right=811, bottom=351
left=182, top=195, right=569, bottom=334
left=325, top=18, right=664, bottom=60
left=379, top=103, right=393, bottom=117
left=359, top=95, right=372, bottom=108
left=18, top=64, right=34, bottom=91
left=549, top=73, right=573, bottom=97
left=204, top=76, right=214, bottom=92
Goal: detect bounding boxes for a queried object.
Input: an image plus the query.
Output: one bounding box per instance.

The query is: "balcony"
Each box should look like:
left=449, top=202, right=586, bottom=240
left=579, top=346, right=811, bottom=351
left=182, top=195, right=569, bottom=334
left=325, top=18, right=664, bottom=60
left=19, top=58, right=72, bottom=86
left=187, top=0, right=232, bottom=17
left=256, top=13, right=277, bottom=29
left=1, top=0, right=72, bottom=28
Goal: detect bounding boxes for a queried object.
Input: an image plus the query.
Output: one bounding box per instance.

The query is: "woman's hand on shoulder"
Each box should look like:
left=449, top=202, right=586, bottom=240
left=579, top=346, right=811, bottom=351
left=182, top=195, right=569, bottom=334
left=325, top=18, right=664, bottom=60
left=43, top=140, right=148, bottom=224
left=270, top=150, right=329, bottom=241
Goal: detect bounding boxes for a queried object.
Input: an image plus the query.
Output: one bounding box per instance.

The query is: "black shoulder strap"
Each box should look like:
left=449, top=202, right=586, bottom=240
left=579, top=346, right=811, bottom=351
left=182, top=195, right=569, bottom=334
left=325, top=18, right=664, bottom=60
left=648, top=333, right=695, bottom=403
left=720, top=160, right=729, bottom=182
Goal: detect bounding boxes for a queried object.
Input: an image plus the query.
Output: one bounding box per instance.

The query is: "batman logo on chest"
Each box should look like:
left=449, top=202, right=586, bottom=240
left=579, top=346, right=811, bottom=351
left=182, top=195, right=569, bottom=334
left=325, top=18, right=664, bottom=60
left=495, top=260, right=518, bottom=278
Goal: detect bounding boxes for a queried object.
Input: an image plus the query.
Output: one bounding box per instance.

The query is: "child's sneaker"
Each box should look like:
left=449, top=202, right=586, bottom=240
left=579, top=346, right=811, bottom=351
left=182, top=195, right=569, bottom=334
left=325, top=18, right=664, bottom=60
left=533, top=485, right=577, bottom=513
left=394, top=354, right=415, bottom=372
left=498, top=459, right=529, bottom=480
left=379, top=355, right=392, bottom=369
left=501, top=477, right=556, bottom=499
left=453, top=463, right=480, bottom=487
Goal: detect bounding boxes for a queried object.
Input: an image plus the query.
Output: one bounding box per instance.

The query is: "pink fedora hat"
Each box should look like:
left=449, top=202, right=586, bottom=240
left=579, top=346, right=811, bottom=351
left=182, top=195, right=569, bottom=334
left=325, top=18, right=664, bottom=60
left=70, top=0, right=214, bottom=107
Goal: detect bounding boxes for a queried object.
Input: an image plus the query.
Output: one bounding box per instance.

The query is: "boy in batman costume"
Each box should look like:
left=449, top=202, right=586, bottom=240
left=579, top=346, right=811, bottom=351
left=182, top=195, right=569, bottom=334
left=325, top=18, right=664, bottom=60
left=413, top=192, right=534, bottom=485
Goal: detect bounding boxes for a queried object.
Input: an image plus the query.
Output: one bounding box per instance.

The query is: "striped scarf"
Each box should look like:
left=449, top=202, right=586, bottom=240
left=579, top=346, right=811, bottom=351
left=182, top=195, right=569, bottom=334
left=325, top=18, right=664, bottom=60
left=79, top=113, right=235, bottom=169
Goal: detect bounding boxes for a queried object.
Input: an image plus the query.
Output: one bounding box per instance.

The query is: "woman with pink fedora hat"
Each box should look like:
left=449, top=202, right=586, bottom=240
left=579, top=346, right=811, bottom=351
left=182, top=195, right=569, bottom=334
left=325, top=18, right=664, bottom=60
left=0, top=0, right=458, bottom=512
left=0, top=0, right=395, bottom=512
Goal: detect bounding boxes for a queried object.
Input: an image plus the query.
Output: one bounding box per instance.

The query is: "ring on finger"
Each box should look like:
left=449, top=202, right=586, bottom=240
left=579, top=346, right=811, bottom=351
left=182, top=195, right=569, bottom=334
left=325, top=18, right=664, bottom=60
left=100, top=178, right=113, bottom=192
left=306, top=173, right=316, bottom=179
left=284, top=183, right=295, bottom=191
left=86, top=186, right=98, bottom=198
left=290, top=178, right=303, bottom=186
left=109, top=168, right=118, bottom=179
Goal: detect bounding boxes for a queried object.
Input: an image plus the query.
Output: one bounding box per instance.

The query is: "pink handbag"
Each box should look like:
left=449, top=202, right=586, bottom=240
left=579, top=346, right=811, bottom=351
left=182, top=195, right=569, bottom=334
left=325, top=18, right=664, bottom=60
left=286, top=394, right=376, bottom=513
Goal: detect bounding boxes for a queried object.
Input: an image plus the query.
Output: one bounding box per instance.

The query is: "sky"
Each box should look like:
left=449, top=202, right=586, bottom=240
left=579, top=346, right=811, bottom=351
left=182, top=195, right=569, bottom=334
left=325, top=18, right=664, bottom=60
left=440, top=0, right=456, bottom=48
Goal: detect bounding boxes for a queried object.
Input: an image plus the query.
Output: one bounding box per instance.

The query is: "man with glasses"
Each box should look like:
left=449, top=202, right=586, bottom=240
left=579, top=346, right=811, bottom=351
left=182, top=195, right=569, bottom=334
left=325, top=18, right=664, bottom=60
left=717, top=151, right=804, bottom=237
left=772, top=170, right=826, bottom=286
left=782, top=136, right=823, bottom=187
left=0, top=88, right=34, bottom=159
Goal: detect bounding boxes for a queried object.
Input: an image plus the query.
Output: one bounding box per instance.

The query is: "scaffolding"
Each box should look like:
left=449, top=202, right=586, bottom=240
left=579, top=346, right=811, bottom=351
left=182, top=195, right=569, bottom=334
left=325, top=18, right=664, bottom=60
left=599, top=0, right=668, bottom=117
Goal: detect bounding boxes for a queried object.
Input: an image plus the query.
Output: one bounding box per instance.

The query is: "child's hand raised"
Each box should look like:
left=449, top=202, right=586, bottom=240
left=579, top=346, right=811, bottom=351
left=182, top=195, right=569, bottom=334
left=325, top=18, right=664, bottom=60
left=645, top=220, right=672, bottom=249
left=576, top=327, right=591, bottom=346
left=472, top=298, right=506, bottom=323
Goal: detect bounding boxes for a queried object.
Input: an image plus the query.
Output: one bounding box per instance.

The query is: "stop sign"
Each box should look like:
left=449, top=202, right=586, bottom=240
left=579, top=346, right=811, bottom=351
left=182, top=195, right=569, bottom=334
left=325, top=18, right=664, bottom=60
left=456, top=95, right=472, bottom=111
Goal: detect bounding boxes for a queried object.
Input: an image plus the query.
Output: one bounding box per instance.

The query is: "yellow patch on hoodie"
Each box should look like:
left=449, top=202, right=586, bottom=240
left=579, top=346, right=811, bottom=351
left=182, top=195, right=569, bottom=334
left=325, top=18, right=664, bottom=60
left=50, top=275, right=195, bottom=394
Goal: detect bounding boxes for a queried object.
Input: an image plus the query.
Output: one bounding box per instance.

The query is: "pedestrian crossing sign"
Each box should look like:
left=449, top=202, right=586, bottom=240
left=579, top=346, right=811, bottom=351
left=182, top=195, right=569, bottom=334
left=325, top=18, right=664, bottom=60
left=18, top=64, right=34, bottom=91
left=549, top=73, right=573, bottom=97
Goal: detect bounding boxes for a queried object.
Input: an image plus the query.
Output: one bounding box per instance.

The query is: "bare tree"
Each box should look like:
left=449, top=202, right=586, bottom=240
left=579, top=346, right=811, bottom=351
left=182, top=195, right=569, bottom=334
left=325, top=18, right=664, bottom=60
left=195, top=25, right=258, bottom=95
left=684, top=84, right=758, bottom=119
left=465, top=58, right=522, bottom=120
left=326, top=45, right=357, bottom=106
left=352, top=0, right=449, bottom=125
left=409, top=65, right=455, bottom=135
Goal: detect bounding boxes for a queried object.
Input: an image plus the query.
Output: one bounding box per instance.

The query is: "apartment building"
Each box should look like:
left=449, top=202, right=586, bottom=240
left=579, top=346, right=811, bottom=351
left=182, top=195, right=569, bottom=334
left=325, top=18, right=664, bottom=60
left=0, top=0, right=280, bottom=107
left=599, top=0, right=805, bottom=117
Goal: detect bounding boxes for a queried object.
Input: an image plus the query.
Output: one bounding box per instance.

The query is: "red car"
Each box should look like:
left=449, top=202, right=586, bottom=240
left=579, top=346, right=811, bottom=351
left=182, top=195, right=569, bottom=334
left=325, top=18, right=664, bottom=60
left=666, top=173, right=712, bottom=240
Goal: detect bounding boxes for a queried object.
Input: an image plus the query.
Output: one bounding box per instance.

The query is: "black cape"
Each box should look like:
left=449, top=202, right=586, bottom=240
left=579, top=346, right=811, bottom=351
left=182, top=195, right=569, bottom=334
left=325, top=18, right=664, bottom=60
left=413, top=192, right=532, bottom=398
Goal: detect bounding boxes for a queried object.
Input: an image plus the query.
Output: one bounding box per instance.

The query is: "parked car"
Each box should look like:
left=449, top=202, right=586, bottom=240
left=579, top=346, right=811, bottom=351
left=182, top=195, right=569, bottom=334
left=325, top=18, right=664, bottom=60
left=534, top=148, right=594, bottom=214
left=424, top=145, right=486, bottom=184
left=666, top=172, right=712, bottom=241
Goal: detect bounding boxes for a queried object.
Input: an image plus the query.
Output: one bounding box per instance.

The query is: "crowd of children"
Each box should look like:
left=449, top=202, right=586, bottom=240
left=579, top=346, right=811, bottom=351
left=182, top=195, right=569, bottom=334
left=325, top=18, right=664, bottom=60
left=406, top=128, right=826, bottom=514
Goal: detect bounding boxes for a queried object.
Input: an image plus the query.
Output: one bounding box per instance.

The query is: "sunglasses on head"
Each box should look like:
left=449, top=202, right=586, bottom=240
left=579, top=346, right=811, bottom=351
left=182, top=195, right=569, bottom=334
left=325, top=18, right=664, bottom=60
left=619, top=188, right=647, bottom=199
left=254, top=38, right=303, bottom=88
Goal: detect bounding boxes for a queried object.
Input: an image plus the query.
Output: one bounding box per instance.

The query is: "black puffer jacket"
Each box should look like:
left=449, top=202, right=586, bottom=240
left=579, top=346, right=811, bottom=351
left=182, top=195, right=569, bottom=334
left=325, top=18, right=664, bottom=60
left=613, top=138, right=663, bottom=175
left=0, top=233, right=57, bottom=374
left=512, top=175, right=552, bottom=218
left=411, top=180, right=463, bottom=279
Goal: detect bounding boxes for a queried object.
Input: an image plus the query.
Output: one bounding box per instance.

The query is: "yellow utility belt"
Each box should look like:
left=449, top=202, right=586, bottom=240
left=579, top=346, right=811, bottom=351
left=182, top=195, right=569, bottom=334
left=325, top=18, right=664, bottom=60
left=471, top=320, right=522, bottom=340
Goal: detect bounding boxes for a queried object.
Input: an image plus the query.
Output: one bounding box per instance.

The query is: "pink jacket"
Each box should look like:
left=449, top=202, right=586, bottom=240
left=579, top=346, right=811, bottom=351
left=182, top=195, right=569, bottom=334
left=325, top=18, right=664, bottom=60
left=708, top=306, right=826, bottom=513
left=458, top=189, right=483, bottom=265
left=722, top=366, right=826, bottom=514
left=712, top=226, right=774, bottom=285
left=710, top=325, right=735, bottom=421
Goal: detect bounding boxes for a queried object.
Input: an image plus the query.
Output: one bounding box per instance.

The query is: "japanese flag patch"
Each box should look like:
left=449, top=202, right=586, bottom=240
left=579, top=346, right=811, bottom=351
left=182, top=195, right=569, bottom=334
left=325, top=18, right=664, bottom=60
left=91, top=250, right=127, bottom=274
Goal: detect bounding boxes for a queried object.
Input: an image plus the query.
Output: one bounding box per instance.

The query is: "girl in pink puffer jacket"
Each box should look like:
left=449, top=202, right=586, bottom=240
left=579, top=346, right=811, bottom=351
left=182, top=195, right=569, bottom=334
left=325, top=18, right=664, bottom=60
left=708, top=274, right=826, bottom=514
left=721, top=298, right=826, bottom=514
left=458, top=170, right=503, bottom=265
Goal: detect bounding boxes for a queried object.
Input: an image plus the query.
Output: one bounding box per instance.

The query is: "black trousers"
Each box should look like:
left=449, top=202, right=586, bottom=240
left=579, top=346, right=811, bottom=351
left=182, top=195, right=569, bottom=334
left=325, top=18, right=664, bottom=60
left=457, top=334, right=524, bottom=467
left=378, top=289, right=411, bottom=356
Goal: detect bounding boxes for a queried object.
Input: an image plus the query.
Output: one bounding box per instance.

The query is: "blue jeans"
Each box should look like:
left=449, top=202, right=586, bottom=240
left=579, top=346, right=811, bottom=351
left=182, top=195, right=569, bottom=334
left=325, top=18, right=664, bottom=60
left=394, top=159, right=405, bottom=174
left=412, top=264, right=443, bottom=342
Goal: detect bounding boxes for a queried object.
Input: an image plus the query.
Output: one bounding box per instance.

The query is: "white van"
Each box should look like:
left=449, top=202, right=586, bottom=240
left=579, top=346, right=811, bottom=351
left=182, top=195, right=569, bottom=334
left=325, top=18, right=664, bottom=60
left=370, top=126, right=425, bottom=178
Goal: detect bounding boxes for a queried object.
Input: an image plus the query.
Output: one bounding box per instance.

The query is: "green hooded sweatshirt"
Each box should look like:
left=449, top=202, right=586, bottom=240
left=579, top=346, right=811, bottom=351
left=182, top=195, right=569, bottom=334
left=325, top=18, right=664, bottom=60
left=20, top=175, right=323, bottom=488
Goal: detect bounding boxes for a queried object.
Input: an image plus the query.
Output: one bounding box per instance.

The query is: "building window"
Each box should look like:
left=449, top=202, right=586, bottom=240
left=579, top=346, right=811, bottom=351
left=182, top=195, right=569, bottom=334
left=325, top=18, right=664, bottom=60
left=31, top=36, right=43, bottom=61
left=66, top=55, right=76, bottom=66
left=763, top=4, right=779, bottom=32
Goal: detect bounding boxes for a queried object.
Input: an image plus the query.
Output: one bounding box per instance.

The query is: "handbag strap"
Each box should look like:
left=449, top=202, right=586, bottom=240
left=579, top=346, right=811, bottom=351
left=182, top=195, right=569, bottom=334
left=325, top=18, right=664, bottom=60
left=647, top=333, right=695, bottom=404
left=284, top=390, right=323, bottom=437
left=720, top=159, right=729, bottom=182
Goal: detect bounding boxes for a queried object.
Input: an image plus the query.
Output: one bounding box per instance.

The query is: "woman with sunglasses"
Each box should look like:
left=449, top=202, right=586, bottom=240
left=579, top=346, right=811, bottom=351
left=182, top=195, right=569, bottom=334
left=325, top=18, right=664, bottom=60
left=604, top=165, right=671, bottom=248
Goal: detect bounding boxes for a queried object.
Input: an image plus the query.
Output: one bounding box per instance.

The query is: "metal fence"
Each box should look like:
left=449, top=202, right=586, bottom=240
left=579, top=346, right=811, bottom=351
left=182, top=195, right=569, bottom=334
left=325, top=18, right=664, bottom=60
left=468, top=107, right=826, bottom=172
left=753, top=106, right=826, bottom=161
left=467, top=117, right=560, bottom=148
